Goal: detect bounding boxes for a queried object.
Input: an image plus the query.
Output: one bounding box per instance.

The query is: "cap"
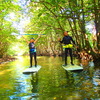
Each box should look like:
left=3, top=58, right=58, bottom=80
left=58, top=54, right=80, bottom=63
left=30, top=38, right=34, bottom=40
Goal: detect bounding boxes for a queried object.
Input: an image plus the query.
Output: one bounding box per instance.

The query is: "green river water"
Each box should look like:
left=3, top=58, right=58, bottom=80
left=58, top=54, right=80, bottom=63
left=0, top=56, right=100, bottom=100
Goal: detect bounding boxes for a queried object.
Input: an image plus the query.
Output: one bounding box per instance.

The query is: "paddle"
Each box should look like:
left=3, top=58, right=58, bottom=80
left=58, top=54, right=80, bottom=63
left=11, top=33, right=46, bottom=35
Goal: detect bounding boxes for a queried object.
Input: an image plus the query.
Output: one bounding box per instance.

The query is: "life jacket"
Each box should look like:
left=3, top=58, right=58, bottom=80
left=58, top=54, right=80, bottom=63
left=29, top=42, right=36, bottom=53
left=63, top=44, right=73, bottom=48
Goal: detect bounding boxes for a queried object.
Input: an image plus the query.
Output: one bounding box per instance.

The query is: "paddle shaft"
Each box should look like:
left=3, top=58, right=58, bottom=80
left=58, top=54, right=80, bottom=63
left=11, top=34, right=45, bottom=35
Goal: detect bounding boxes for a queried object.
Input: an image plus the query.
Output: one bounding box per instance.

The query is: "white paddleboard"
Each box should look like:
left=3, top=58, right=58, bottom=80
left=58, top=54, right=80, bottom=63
left=23, top=65, right=41, bottom=74
left=62, top=64, right=83, bottom=71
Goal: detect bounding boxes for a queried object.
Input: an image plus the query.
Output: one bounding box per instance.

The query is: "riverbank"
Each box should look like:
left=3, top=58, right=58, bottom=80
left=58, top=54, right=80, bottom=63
left=0, top=57, right=16, bottom=64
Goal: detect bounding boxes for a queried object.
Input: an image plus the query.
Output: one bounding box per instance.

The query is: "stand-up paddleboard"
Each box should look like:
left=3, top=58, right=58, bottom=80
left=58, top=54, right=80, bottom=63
left=62, top=64, right=83, bottom=71
left=23, top=65, right=41, bottom=74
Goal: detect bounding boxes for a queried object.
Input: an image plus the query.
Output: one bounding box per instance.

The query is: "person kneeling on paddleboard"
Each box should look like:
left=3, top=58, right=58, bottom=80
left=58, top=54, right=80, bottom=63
left=58, top=31, right=76, bottom=66
left=22, top=35, right=41, bottom=67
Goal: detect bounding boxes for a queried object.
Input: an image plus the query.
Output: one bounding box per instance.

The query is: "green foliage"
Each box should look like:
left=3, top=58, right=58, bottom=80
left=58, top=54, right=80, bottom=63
left=0, top=0, right=21, bottom=57
left=0, top=0, right=100, bottom=57
left=27, top=0, right=100, bottom=56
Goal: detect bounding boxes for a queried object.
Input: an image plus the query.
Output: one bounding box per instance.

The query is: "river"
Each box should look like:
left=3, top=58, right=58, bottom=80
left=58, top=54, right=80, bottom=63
left=0, top=56, right=100, bottom=100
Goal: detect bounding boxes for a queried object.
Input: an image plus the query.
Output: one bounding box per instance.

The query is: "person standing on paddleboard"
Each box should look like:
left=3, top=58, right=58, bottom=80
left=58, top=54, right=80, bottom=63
left=58, top=31, right=76, bottom=66
left=22, top=35, right=41, bottom=67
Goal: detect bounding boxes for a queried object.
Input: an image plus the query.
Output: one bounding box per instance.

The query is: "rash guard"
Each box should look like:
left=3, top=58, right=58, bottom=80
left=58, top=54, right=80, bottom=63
left=60, top=36, right=75, bottom=45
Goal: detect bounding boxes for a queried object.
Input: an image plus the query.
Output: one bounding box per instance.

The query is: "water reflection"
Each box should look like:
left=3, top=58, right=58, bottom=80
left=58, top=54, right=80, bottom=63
left=38, top=63, right=67, bottom=100
left=0, top=56, right=100, bottom=100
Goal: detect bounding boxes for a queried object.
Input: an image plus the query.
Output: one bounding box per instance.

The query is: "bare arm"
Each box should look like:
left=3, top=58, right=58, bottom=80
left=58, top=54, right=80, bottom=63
left=22, top=35, right=29, bottom=43
left=34, top=35, right=41, bottom=44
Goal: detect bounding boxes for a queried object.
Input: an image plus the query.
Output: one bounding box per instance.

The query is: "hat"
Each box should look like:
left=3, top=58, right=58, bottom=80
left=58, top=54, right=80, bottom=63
left=30, top=38, right=34, bottom=40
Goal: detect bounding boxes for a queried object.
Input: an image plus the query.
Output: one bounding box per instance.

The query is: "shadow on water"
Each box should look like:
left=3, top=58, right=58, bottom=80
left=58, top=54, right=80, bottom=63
left=0, top=56, right=100, bottom=100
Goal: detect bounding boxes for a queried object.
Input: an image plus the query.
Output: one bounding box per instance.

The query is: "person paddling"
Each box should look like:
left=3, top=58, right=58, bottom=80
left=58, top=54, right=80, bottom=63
left=58, top=31, right=76, bottom=66
left=22, top=35, right=41, bottom=67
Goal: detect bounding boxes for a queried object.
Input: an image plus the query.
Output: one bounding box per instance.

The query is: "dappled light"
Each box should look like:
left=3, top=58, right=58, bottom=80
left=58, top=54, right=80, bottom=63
left=0, top=57, right=100, bottom=99
left=0, top=0, right=100, bottom=99
left=11, top=43, right=27, bottom=56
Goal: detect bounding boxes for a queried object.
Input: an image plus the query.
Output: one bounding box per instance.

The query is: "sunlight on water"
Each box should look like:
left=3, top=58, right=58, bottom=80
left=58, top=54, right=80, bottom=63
left=0, top=56, right=100, bottom=100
